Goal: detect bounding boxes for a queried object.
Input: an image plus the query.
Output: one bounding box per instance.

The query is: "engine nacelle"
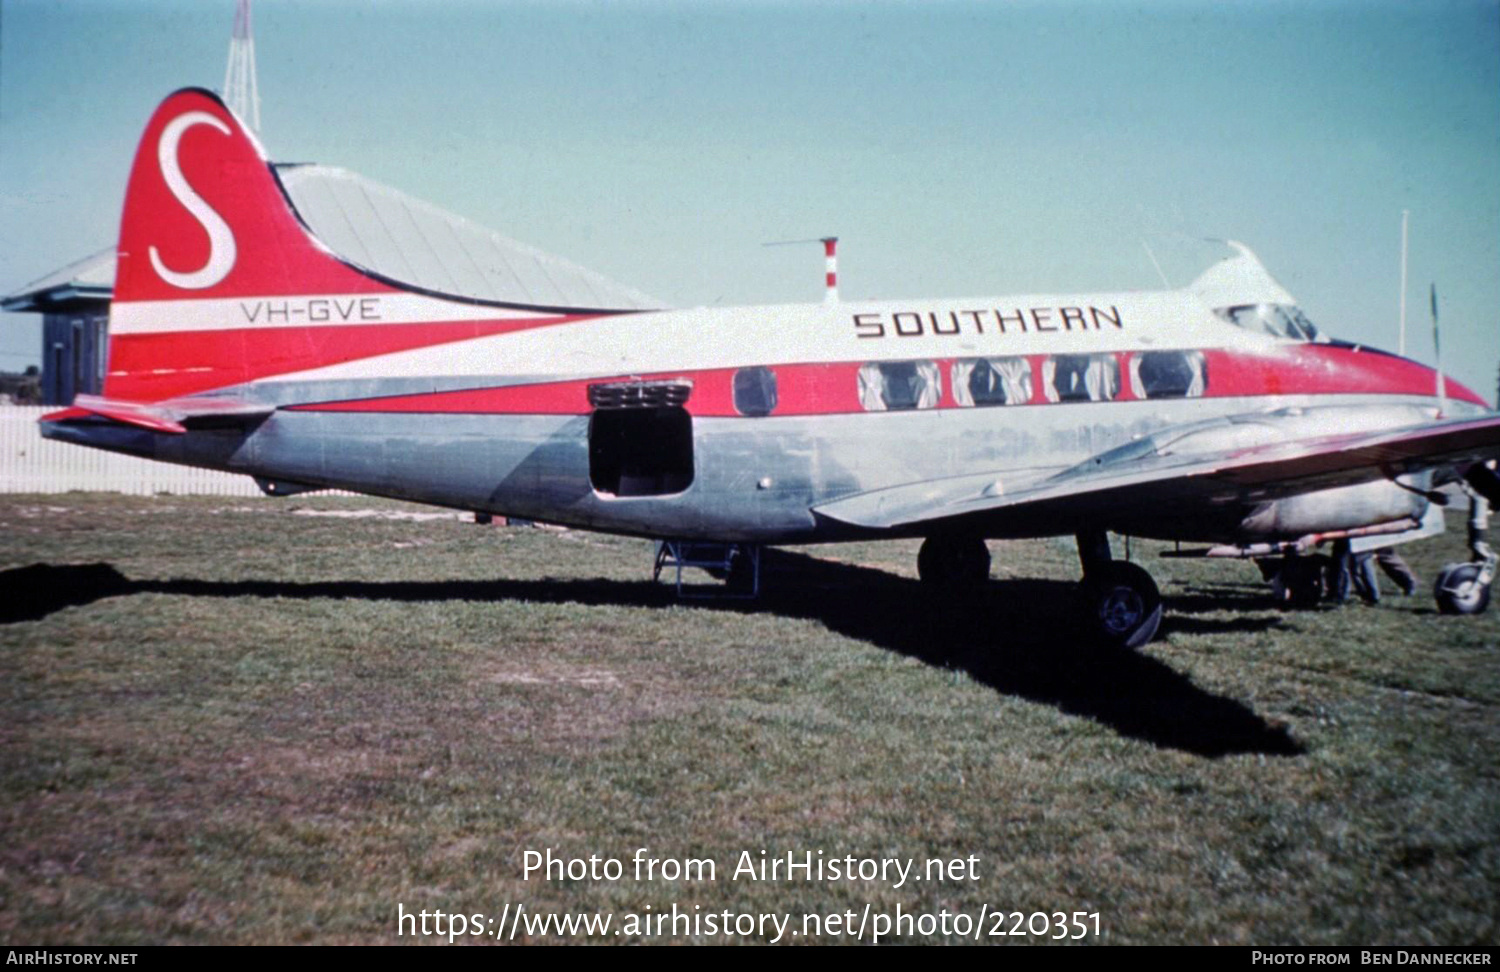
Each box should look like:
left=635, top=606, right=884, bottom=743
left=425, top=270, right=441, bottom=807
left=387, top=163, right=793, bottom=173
left=1077, top=405, right=1448, bottom=544
left=1238, top=478, right=1429, bottom=541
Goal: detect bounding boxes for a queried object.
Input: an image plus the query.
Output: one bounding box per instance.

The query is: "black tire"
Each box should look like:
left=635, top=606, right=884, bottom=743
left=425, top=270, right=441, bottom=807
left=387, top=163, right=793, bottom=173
left=1082, top=561, right=1162, bottom=649
left=1283, top=557, right=1325, bottom=610
left=917, top=534, right=991, bottom=591
left=1434, top=562, right=1491, bottom=615
left=724, top=546, right=758, bottom=594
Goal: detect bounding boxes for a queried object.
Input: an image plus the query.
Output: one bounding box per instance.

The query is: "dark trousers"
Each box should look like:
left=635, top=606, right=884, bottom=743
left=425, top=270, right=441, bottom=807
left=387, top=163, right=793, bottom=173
left=1329, top=540, right=1379, bottom=604
left=1372, top=549, right=1418, bottom=596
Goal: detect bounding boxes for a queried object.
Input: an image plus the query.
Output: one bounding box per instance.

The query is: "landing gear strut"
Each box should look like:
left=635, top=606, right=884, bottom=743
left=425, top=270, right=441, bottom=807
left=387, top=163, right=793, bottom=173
left=1436, top=463, right=1500, bottom=615
left=917, top=533, right=991, bottom=592
left=1077, top=530, right=1162, bottom=648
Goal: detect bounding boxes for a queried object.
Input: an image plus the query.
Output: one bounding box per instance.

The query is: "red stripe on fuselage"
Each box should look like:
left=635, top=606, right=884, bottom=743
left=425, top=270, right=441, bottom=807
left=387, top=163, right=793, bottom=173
left=105, top=316, right=587, bottom=401
left=1200, top=344, right=1463, bottom=399
left=287, top=343, right=1488, bottom=418
left=288, top=365, right=850, bottom=417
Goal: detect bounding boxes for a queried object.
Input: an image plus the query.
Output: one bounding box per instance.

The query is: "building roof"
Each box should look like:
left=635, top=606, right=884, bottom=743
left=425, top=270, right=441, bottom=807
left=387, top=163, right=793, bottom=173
left=278, top=165, right=661, bottom=310
left=2, top=248, right=116, bottom=312
left=3, top=166, right=661, bottom=315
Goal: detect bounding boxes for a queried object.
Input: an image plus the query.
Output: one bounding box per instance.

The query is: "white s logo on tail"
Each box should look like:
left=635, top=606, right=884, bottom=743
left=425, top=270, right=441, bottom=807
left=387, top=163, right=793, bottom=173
left=149, top=111, right=237, bottom=290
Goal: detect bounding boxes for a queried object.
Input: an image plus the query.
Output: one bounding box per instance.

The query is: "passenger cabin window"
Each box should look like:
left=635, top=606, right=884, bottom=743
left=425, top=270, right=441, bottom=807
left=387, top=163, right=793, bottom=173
left=732, top=366, right=777, bottom=417
left=1045, top=354, right=1119, bottom=403
left=952, top=357, right=1033, bottom=407
left=1131, top=350, right=1207, bottom=399
left=1217, top=303, right=1321, bottom=342
left=858, top=361, right=940, bottom=411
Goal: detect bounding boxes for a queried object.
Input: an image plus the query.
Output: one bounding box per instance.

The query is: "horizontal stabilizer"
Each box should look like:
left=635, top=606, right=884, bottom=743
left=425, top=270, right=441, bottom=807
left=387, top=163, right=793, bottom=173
left=42, top=393, right=274, bottom=436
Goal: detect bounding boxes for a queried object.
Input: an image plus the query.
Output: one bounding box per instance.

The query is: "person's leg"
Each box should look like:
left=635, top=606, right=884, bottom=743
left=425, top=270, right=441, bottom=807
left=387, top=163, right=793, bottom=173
left=1375, top=549, right=1418, bottom=596
left=1328, top=540, right=1352, bottom=604
left=1353, top=552, right=1380, bottom=605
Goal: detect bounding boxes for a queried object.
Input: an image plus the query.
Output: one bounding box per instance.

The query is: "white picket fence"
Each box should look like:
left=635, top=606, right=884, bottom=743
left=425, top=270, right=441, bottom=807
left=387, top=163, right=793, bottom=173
left=0, top=405, right=262, bottom=496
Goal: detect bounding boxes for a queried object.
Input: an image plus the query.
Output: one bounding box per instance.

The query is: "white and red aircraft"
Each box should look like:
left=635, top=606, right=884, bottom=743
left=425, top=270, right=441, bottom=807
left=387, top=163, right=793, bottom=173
left=42, top=89, right=1500, bottom=646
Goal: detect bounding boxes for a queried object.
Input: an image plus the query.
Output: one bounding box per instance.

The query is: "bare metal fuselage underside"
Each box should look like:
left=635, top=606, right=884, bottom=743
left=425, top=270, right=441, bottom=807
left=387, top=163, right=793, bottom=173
left=53, top=388, right=1475, bottom=546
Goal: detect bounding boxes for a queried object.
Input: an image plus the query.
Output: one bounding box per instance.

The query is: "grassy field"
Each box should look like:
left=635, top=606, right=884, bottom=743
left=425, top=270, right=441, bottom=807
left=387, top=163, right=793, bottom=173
left=1, top=493, right=1496, bottom=945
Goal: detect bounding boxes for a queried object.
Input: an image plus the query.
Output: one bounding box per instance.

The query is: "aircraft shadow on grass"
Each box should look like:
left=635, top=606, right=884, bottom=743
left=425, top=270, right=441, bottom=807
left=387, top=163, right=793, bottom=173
left=1, top=552, right=1302, bottom=759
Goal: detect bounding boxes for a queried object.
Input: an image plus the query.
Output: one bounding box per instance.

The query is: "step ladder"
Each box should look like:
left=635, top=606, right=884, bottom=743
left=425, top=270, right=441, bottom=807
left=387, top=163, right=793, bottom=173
left=653, top=541, right=761, bottom=599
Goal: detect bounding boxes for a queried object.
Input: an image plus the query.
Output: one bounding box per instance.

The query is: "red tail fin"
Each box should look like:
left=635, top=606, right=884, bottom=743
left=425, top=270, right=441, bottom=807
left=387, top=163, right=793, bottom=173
left=106, top=88, right=397, bottom=402
left=106, top=89, right=595, bottom=404
left=115, top=88, right=384, bottom=306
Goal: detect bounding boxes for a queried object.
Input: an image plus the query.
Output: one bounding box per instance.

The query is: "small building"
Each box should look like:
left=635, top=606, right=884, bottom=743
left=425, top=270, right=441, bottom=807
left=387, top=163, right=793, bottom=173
left=2, top=249, right=115, bottom=406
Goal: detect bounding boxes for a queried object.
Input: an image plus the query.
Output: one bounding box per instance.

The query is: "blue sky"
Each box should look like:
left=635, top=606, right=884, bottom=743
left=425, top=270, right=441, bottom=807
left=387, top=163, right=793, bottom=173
left=2, top=0, right=1497, bottom=401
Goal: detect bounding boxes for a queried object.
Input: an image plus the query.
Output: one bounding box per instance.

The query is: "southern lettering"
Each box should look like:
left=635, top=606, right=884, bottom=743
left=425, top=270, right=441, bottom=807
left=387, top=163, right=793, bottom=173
left=853, top=306, right=1122, bottom=339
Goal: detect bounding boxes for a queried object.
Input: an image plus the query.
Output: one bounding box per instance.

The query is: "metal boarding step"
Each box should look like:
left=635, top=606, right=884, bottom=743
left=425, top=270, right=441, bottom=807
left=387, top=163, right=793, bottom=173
left=652, top=540, right=761, bottom=599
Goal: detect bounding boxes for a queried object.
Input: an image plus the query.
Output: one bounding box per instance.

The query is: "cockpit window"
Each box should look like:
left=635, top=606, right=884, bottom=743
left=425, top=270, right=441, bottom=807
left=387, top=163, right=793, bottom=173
left=1217, top=303, right=1321, bottom=342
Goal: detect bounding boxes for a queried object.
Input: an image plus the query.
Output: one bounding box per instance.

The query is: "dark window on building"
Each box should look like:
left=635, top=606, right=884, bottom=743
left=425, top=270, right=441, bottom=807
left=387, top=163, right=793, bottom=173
left=857, top=361, right=940, bottom=411
left=71, top=320, right=85, bottom=397
left=1047, top=354, right=1119, bottom=403
left=50, top=344, right=65, bottom=403
left=94, top=316, right=109, bottom=387
left=1134, top=350, right=1207, bottom=399
left=732, top=366, right=778, bottom=417
left=38, top=309, right=109, bottom=405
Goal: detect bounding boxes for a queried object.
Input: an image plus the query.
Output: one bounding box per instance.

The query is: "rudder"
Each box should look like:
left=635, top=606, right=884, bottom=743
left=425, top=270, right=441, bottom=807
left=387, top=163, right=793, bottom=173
left=107, top=88, right=394, bottom=402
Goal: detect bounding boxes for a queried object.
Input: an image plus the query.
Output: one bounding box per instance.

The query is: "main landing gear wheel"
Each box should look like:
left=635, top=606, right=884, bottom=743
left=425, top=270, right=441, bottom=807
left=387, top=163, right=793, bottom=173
left=724, top=546, right=758, bottom=595
left=1433, top=562, right=1492, bottom=615
left=1082, top=561, right=1162, bottom=649
left=917, top=534, right=991, bottom=592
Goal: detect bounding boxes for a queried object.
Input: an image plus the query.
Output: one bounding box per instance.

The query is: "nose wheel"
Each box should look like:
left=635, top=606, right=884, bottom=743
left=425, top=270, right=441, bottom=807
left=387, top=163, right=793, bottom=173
left=1433, top=557, right=1494, bottom=615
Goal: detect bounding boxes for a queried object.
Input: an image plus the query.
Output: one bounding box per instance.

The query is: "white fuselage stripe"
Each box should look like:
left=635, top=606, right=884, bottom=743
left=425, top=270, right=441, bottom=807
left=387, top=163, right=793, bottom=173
left=110, top=292, right=548, bottom=334
left=263, top=290, right=1276, bottom=385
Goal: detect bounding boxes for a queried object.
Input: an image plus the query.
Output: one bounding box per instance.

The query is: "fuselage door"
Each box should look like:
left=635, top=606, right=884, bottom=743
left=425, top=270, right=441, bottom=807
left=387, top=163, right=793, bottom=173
left=587, top=380, right=695, bottom=497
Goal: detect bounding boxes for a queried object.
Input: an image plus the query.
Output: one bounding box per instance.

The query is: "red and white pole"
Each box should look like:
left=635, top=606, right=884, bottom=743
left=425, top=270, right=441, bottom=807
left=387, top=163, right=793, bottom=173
left=822, top=237, right=838, bottom=303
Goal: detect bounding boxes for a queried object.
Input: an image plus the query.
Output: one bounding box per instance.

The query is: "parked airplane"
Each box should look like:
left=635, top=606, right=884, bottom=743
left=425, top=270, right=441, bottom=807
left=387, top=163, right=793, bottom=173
left=41, top=89, right=1500, bottom=646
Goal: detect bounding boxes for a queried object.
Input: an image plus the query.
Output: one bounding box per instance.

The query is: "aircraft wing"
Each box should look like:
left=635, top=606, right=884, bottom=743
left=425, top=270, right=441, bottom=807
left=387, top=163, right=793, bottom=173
left=813, top=412, right=1500, bottom=532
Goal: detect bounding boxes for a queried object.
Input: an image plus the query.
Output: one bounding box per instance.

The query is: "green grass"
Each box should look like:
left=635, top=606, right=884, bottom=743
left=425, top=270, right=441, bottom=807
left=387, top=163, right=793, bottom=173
left=1, top=493, right=1496, bottom=944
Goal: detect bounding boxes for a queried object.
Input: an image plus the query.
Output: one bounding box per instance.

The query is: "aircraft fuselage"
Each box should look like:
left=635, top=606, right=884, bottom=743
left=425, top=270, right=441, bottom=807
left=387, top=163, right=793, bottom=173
left=57, top=293, right=1487, bottom=546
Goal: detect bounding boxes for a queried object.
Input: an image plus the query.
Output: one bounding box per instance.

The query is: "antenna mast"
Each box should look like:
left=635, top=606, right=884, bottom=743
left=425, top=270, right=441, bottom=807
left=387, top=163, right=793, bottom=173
left=821, top=237, right=839, bottom=303
left=763, top=236, right=839, bottom=303
left=223, top=0, right=261, bottom=132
